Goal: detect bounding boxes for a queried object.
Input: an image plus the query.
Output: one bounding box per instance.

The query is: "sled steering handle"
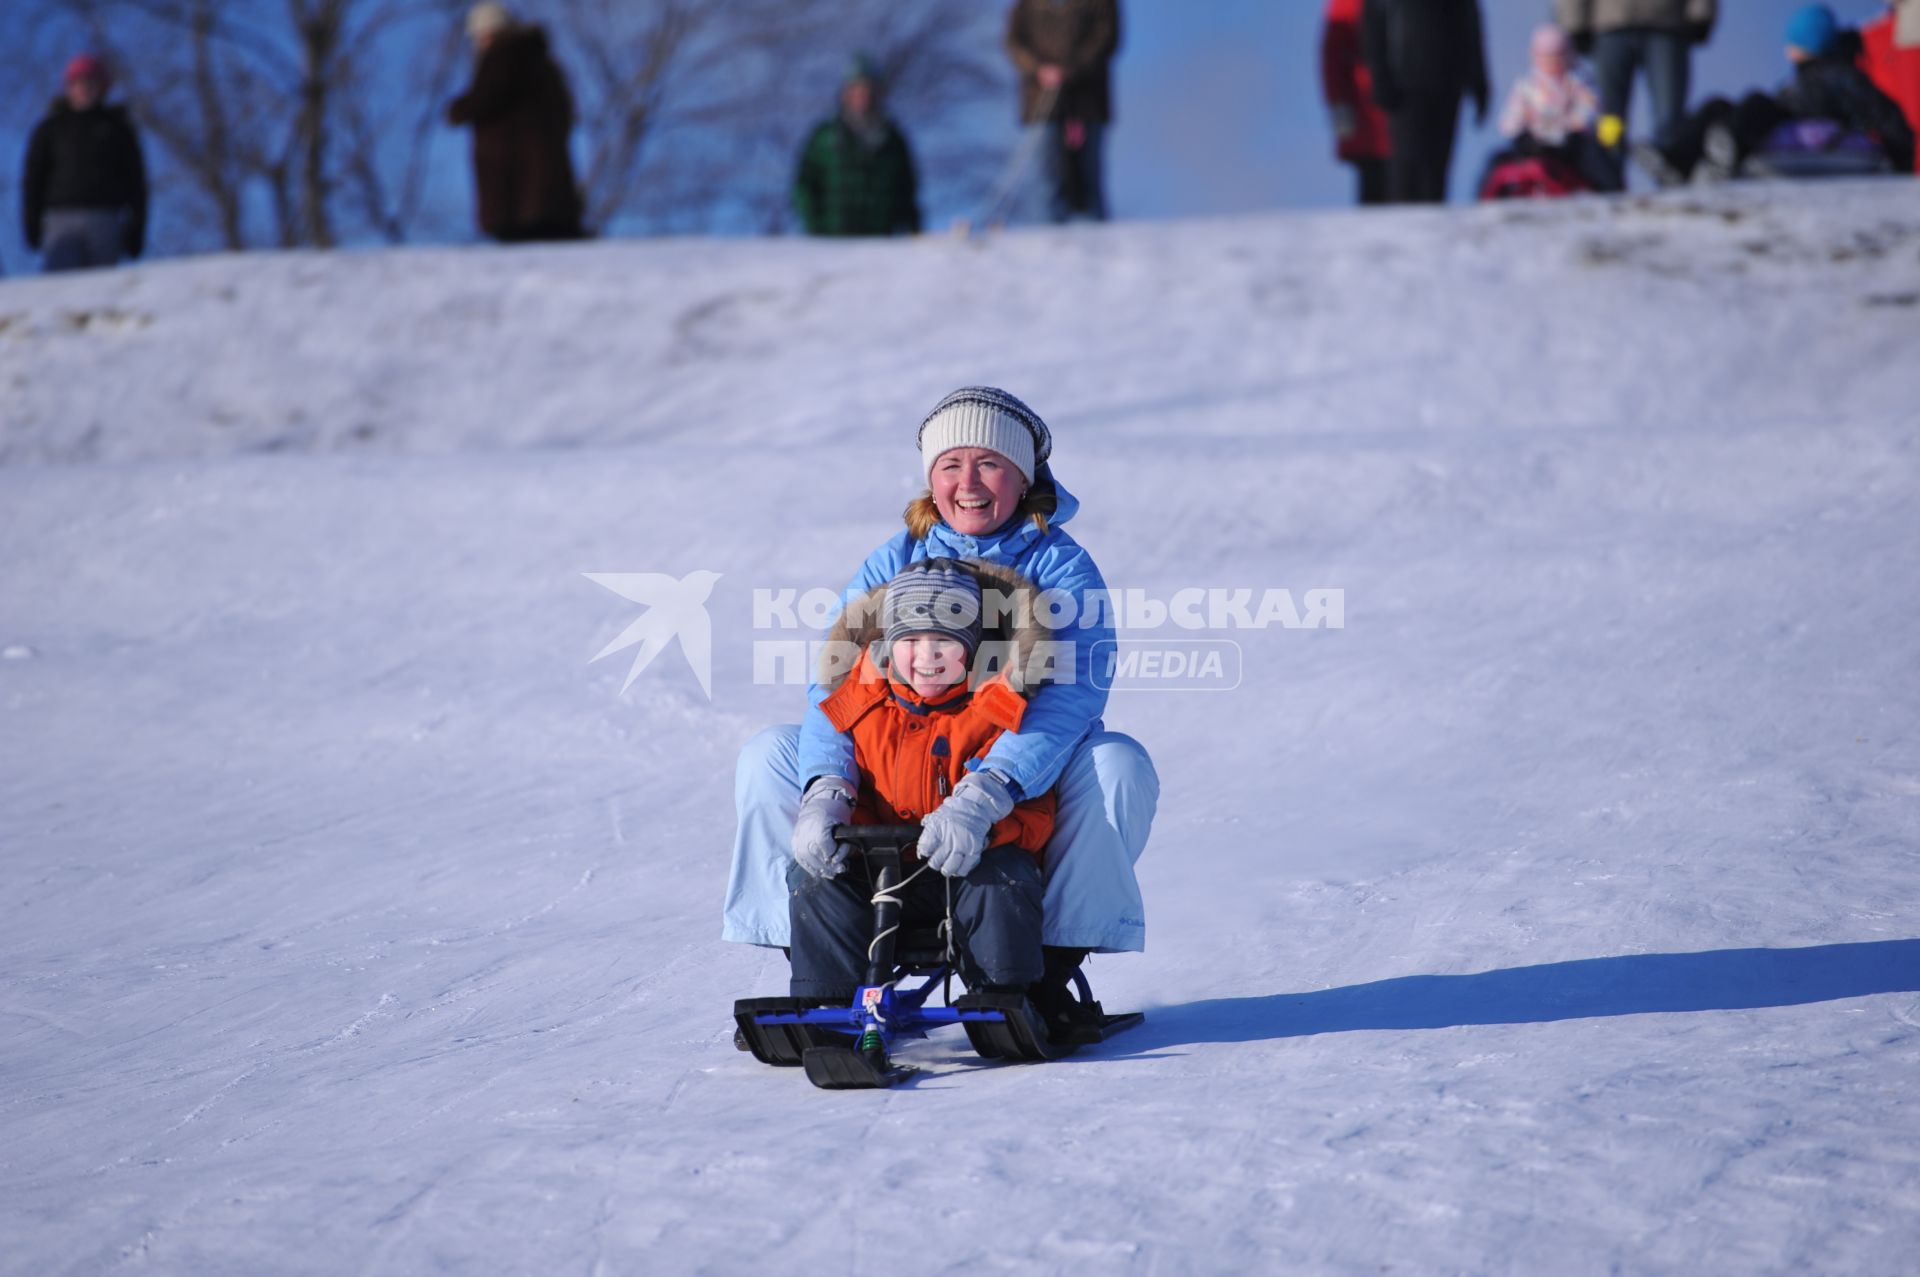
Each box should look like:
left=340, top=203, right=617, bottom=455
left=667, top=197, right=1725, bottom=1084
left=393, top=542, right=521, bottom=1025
left=831, top=824, right=923, bottom=853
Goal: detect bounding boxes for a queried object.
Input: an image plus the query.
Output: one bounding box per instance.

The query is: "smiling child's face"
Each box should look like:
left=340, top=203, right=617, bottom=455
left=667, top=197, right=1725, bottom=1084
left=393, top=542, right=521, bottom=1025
left=890, top=634, right=969, bottom=698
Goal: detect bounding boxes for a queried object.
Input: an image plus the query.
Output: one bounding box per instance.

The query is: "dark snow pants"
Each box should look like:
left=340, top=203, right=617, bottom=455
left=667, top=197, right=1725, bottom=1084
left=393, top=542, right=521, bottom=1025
left=1386, top=92, right=1461, bottom=203
left=1667, top=93, right=1792, bottom=177
left=1594, top=28, right=1692, bottom=150
left=1044, top=120, right=1108, bottom=222
left=1350, top=157, right=1389, bottom=206
left=788, top=846, right=1045, bottom=1001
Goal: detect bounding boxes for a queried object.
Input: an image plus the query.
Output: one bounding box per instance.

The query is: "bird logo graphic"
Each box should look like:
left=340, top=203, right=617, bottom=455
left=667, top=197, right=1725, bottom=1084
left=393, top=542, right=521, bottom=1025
left=584, top=570, right=722, bottom=697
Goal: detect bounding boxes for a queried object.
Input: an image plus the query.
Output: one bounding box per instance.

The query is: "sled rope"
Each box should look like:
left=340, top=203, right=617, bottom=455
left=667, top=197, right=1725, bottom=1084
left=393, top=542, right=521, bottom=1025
left=863, top=844, right=964, bottom=1015
left=867, top=858, right=934, bottom=967
left=972, top=85, right=1060, bottom=231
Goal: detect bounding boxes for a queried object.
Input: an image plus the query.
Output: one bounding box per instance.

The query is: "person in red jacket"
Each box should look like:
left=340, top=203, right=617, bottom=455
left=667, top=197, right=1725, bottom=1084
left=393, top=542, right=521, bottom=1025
left=1861, top=1, right=1920, bottom=170
left=787, top=558, right=1056, bottom=1014
left=1321, top=0, right=1392, bottom=204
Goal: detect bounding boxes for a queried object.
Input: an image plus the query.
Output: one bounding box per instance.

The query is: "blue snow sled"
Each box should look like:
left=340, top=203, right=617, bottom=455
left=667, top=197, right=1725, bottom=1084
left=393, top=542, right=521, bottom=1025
left=1744, top=119, right=1895, bottom=179
left=733, top=824, right=1141, bottom=1090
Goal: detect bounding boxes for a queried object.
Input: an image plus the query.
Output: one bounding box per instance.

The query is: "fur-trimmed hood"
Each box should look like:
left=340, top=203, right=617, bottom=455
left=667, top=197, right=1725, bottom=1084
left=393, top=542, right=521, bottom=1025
left=818, top=559, right=1057, bottom=698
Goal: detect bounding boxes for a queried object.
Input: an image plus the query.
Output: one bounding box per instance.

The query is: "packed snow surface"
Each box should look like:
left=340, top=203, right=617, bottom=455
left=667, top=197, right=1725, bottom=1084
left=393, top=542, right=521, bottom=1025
left=4, top=182, right=1919, bottom=1275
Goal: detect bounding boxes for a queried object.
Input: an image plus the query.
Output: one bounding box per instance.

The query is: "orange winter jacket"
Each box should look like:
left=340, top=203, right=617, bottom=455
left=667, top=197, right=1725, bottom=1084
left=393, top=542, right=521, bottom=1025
left=815, top=561, right=1060, bottom=859
left=821, top=650, right=1056, bottom=859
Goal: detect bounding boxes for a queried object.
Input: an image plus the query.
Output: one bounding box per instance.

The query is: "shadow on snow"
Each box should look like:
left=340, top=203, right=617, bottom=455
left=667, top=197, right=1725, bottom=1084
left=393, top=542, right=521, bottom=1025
left=1128, top=939, right=1920, bottom=1049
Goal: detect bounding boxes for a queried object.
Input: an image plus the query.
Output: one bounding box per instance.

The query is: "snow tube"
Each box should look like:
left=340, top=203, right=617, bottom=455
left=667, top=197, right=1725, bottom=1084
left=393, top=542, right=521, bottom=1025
left=1743, top=119, right=1894, bottom=179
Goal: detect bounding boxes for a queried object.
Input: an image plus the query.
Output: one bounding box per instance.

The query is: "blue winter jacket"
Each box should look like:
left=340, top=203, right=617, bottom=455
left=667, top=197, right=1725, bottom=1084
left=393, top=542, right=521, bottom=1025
left=796, top=473, right=1113, bottom=800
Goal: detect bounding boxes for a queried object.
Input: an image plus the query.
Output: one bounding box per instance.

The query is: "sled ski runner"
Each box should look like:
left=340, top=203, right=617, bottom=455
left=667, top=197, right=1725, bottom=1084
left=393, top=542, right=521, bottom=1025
left=733, top=824, right=1142, bottom=1089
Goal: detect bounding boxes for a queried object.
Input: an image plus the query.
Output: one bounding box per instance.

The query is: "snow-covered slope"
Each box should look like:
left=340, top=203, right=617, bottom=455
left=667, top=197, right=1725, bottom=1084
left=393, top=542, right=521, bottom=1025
left=3, top=182, right=1918, bottom=1275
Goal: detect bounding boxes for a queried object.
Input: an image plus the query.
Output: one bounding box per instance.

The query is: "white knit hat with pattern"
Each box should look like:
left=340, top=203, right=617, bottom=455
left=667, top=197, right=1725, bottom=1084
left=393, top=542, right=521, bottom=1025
left=883, top=559, right=984, bottom=657
left=916, top=386, right=1052, bottom=486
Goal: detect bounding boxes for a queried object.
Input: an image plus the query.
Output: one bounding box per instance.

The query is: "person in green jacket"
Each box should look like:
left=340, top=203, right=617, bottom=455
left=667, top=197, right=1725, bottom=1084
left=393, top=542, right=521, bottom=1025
left=792, top=56, right=922, bottom=237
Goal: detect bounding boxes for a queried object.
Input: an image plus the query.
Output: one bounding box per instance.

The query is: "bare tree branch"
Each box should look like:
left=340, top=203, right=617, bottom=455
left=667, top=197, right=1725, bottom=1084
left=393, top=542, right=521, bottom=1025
left=538, top=0, right=1003, bottom=236
left=12, top=0, right=1005, bottom=251
left=20, top=0, right=465, bottom=251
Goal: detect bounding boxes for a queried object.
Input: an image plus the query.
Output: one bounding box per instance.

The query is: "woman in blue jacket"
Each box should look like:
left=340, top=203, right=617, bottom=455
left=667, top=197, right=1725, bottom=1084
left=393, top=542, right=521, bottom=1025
left=723, top=387, right=1156, bottom=1025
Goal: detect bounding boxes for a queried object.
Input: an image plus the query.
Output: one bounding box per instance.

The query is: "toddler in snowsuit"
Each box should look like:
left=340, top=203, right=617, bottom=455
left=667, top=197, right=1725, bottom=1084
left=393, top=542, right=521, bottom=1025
left=1501, top=25, right=1601, bottom=145
left=1489, top=25, right=1622, bottom=193
left=787, top=559, right=1054, bottom=1004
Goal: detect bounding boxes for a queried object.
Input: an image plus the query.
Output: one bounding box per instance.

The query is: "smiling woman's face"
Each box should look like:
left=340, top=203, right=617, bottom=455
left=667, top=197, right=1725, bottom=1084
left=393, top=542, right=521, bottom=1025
left=929, top=448, right=1026, bottom=537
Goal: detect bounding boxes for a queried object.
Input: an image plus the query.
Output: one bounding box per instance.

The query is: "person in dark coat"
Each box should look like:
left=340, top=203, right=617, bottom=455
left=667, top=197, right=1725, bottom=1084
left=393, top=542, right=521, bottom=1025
left=1005, top=0, right=1121, bottom=223
left=1321, top=0, right=1393, bottom=206
left=21, top=54, right=148, bottom=273
left=792, top=56, right=922, bottom=237
left=1635, top=4, right=1914, bottom=184
left=447, top=2, right=585, bottom=243
left=1362, top=0, right=1490, bottom=204
left=1556, top=0, right=1717, bottom=153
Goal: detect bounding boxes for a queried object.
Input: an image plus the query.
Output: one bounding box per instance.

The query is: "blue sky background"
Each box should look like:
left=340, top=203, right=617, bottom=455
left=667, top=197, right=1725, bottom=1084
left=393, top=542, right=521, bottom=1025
left=1109, top=0, right=1896, bottom=215
left=0, top=0, right=1899, bottom=268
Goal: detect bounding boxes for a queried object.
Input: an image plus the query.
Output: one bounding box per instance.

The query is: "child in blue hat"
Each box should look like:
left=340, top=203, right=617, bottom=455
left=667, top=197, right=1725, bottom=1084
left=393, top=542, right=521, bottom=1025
left=1636, top=4, right=1914, bottom=183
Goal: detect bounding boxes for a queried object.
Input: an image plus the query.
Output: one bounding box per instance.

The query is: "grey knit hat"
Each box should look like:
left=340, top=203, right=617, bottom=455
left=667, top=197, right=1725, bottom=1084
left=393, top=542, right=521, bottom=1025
left=917, top=386, right=1053, bottom=485
left=882, top=559, right=983, bottom=658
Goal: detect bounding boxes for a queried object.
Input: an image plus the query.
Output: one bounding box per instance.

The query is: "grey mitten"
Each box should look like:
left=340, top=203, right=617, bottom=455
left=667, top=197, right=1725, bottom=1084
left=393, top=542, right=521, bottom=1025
left=919, top=771, right=1015, bottom=879
left=792, top=777, right=856, bottom=879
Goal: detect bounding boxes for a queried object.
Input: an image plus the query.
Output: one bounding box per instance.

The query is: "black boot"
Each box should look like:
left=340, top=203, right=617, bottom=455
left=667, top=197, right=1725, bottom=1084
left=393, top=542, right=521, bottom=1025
left=1027, top=946, right=1108, bottom=1046
left=1043, top=945, right=1088, bottom=976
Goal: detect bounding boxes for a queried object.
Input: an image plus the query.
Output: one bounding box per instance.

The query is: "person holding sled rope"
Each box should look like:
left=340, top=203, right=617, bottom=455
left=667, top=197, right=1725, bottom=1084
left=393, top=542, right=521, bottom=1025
left=724, top=386, right=1156, bottom=1043
left=787, top=559, right=1053, bottom=1007
left=1005, top=0, right=1121, bottom=223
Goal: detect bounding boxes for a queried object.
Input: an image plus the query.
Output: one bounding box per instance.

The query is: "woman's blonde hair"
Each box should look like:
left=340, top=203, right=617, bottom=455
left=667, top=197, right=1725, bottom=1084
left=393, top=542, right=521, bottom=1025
left=904, top=475, right=1057, bottom=540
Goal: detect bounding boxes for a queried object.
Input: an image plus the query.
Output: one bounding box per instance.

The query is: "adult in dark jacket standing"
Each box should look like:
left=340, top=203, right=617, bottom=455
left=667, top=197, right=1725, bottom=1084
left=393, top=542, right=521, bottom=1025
left=1362, top=0, right=1490, bottom=204
left=1555, top=0, right=1717, bottom=151
left=21, top=54, right=147, bottom=273
left=792, top=57, right=922, bottom=237
left=1005, top=0, right=1121, bottom=223
left=447, top=2, right=584, bottom=243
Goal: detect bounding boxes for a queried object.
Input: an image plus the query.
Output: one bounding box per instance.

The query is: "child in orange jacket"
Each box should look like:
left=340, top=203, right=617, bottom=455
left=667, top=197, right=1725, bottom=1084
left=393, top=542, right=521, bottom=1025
left=787, top=558, right=1054, bottom=1003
